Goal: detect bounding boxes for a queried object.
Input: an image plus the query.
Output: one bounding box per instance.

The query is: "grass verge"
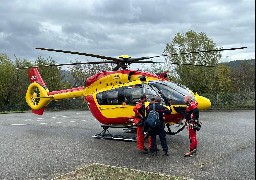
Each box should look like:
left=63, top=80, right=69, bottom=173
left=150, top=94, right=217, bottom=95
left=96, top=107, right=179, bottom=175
left=53, top=163, right=190, bottom=180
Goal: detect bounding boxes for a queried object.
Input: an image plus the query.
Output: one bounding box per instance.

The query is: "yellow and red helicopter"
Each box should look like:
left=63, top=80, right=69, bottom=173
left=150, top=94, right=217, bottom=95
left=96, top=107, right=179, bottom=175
left=24, top=47, right=247, bottom=140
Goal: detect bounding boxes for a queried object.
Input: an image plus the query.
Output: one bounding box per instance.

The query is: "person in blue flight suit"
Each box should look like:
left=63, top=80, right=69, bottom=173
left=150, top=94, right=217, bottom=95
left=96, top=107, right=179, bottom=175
left=146, top=96, right=172, bottom=156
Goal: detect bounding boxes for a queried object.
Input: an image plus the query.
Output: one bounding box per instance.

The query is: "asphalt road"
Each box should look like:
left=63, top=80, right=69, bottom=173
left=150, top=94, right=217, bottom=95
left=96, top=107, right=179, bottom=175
left=0, top=110, right=255, bottom=180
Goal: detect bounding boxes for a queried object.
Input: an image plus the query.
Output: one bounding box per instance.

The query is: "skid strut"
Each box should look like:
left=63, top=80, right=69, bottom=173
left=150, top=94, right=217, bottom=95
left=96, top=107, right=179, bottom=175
left=92, top=125, right=137, bottom=142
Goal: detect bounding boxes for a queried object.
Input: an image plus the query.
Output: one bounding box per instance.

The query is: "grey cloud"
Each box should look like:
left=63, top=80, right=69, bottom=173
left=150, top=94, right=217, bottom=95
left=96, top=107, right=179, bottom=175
left=0, top=0, right=254, bottom=62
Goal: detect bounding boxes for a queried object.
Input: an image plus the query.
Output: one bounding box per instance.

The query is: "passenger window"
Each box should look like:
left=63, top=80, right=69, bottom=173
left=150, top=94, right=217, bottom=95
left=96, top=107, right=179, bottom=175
left=124, top=86, right=142, bottom=105
left=107, top=90, right=119, bottom=104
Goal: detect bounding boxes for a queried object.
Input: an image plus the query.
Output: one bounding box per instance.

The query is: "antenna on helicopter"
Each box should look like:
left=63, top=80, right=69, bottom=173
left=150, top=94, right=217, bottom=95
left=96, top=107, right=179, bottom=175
left=139, top=76, right=147, bottom=94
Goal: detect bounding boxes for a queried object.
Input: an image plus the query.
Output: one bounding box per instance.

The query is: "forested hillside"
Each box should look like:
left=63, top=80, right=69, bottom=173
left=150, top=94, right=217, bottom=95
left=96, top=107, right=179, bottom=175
left=0, top=53, right=255, bottom=112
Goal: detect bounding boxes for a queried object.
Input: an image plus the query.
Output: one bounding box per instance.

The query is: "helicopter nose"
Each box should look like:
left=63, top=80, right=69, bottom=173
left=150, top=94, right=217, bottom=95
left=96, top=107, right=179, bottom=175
left=195, top=94, right=211, bottom=110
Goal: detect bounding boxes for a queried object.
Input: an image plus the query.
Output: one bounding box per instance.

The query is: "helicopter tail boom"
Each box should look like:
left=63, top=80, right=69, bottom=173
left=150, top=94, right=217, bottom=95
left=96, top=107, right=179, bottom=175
left=26, top=68, right=85, bottom=115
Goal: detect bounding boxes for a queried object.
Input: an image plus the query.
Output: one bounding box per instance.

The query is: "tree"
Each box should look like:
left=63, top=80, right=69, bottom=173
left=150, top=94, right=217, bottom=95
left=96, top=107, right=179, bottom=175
left=230, top=60, right=255, bottom=93
left=68, top=60, right=114, bottom=87
left=213, top=64, right=232, bottom=94
left=13, top=58, right=33, bottom=111
left=0, top=54, right=17, bottom=111
left=35, top=56, right=63, bottom=91
left=163, top=30, right=222, bottom=94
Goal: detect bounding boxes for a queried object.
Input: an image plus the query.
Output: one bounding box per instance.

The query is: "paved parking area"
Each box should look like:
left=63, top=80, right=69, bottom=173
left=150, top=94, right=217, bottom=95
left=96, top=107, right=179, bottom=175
left=0, top=110, right=255, bottom=179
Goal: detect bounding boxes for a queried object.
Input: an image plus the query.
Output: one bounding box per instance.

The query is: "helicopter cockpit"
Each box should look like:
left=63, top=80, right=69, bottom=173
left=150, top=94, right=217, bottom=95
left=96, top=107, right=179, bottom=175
left=148, top=81, right=195, bottom=106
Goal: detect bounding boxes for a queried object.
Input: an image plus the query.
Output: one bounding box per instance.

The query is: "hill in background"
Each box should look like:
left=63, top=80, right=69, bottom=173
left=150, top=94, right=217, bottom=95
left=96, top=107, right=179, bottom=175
left=220, top=59, right=255, bottom=68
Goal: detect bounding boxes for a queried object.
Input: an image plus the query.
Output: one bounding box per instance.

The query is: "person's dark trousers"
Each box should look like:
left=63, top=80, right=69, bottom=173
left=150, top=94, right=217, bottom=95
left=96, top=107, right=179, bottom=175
left=158, top=126, right=168, bottom=152
left=150, top=126, right=168, bottom=153
left=150, top=129, right=158, bottom=152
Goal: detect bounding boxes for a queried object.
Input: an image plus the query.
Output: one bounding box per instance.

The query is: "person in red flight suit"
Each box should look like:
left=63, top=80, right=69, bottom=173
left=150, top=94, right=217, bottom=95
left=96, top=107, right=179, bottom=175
left=133, top=94, right=152, bottom=154
left=184, top=95, right=201, bottom=157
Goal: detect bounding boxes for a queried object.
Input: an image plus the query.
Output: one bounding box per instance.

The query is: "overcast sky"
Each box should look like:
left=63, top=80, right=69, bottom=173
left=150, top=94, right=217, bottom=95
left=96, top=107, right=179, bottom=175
left=0, top=0, right=255, bottom=68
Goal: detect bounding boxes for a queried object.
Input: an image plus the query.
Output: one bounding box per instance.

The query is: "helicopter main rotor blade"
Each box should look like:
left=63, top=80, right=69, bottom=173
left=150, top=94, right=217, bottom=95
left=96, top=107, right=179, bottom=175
left=163, top=47, right=247, bottom=56
left=16, top=61, right=118, bottom=69
left=131, top=61, right=165, bottom=63
left=127, top=55, right=162, bottom=62
left=126, top=47, right=247, bottom=62
left=35, top=48, right=124, bottom=63
left=32, top=46, right=247, bottom=70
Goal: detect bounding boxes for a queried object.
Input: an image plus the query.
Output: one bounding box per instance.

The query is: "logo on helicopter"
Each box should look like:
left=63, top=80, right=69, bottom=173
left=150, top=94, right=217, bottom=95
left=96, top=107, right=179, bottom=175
left=114, top=75, right=120, bottom=79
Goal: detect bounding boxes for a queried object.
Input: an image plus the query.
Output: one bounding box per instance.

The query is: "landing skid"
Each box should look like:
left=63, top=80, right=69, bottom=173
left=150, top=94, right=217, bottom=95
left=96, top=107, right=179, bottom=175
left=92, top=125, right=137, bottom=142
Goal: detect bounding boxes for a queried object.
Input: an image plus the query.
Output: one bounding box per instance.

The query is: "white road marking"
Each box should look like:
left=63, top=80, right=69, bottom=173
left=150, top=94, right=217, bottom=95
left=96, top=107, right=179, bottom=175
left=56, top=122, right=62, bottom=124
left=62, top=116, right=67, bottom=118
left=40, top=123, right=47, bottom=125
left=11, top=124, right=26, bottom=126
left=70, top=121, right=75, bottom=123
left=81, top=120, right=86, bottom=122
left=52, top=117, right=57, bottom=119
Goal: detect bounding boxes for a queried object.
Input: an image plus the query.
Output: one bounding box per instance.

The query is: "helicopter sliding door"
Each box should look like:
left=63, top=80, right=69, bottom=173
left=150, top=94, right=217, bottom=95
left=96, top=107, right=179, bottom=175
left=95, top=84, right=162, bottom=119
left=96, top=84, right=161, bottom=106
left=123, top=84, right=160, bottom=105
left=95, top=87, right=134, bottom=119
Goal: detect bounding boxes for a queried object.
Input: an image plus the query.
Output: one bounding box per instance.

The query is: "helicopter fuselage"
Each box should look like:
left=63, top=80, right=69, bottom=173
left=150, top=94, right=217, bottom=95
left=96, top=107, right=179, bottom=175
left=26, top=68, right=211, bottom=125
left=83, top=70, right=211, bottom=125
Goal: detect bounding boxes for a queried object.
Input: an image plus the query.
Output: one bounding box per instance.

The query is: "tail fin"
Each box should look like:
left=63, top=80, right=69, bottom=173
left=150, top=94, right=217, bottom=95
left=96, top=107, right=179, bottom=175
left=32, top=108, right=45, bottom=115
left=28, top=68, right=46, bottom=87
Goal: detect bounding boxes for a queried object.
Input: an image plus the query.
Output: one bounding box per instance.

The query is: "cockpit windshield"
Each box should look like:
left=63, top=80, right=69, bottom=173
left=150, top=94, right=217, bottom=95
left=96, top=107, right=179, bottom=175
left=149, top=81, right=195, bottom=105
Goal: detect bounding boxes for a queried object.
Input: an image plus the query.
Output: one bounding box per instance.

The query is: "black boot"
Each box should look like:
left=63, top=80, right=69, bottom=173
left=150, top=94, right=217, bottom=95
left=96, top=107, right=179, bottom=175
left=163, top=151, right=169, bottom=156
left=139, top=148, right=148, bottom=154
left=184, top=149, right=197, bottom=157
left=149, top=148, right=160, bottom=153
left=152, top=151, right=157, bottom=156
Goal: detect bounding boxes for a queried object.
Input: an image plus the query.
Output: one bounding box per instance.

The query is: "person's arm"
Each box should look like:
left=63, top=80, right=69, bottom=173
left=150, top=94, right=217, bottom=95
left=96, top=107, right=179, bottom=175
left=185, top=109, right=193, bottom=122
left=133, top=103, right=143, bottom=119
left=192, top=108, right=199, bottom=120
left=145, top=104, right=151, bottom=119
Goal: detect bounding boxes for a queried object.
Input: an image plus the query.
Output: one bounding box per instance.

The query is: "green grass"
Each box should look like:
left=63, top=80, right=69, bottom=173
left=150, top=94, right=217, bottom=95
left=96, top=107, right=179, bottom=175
left=53, top=163, right=190, bottom=180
